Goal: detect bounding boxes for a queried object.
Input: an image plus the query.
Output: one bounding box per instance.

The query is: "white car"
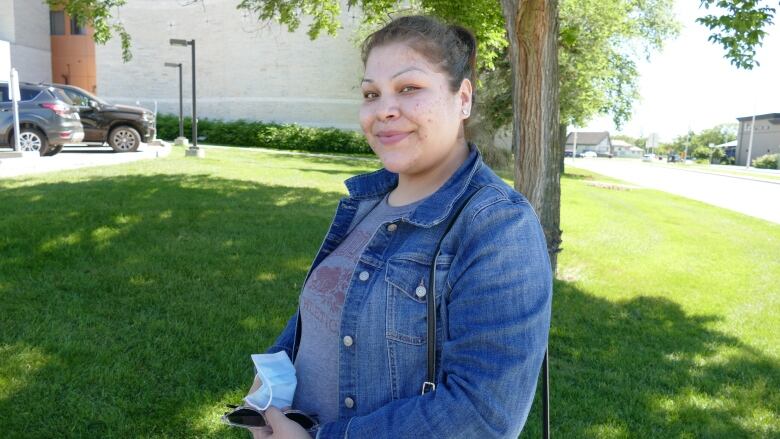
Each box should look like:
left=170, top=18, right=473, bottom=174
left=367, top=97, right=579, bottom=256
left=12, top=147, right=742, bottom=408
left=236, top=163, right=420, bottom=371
left=642, top=153, right=656, bottom=162
left=582, top=151, right=597, bottom=158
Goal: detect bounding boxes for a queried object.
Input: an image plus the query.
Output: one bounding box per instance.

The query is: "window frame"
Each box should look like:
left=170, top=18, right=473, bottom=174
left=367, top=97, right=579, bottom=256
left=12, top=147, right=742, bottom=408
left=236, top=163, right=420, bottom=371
left=50, top=10, right=66, bottom=36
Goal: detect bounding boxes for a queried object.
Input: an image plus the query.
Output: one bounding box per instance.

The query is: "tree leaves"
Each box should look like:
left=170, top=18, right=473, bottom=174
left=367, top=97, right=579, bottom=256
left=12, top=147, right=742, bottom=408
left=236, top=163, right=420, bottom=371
left=697, top=0, right=777, bottom=70
left=46, top=0, right=133, bottom=62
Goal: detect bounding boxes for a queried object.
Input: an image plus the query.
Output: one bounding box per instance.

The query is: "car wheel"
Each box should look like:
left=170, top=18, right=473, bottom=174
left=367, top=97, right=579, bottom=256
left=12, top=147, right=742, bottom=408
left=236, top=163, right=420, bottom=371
left=15, top=128, right=49, bottom=156
left=44, top=144, right=64, bottom=156
left=108, top=126, right=141, bottom=152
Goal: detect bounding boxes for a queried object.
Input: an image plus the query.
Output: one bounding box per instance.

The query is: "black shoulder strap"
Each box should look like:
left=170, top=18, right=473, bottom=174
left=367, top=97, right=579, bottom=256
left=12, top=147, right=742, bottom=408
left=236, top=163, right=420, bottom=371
left=422, top=188, right=481, bottom=395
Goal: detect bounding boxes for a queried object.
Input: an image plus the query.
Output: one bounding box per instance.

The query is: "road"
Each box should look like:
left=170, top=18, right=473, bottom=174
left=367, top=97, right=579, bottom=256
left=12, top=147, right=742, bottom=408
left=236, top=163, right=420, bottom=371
left=566, top=158, right=780, bottom=224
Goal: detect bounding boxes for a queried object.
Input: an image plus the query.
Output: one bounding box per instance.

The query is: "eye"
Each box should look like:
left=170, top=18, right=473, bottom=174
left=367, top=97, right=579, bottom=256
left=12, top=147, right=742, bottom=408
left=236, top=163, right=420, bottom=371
left=400, top=85, right=419, bottom=93
left=363, top=91, right=378, bottom=100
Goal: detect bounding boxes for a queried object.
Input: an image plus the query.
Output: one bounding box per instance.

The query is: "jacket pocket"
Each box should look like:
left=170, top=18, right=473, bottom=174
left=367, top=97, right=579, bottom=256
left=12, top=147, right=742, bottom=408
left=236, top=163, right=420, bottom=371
left=384, top=255, right=450, bottom=345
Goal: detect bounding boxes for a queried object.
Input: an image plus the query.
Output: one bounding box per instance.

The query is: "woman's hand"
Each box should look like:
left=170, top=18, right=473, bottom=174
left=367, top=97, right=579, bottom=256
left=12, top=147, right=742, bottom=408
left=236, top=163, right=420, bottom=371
left=248, top=406, right=312, bottom=439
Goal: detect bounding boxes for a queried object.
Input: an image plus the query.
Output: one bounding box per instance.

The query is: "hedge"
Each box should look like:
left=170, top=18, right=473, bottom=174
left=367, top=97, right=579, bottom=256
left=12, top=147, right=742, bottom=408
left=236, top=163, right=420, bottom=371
left=155, top=114, right=372, bottom=154
left=752, top=153, right=779, bottom=170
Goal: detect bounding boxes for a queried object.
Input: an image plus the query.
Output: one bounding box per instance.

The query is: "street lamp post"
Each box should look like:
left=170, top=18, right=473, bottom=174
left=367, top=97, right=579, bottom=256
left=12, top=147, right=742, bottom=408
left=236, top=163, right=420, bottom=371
left=170, top=38, right=203, bottom=158
left=163, top=62, right=186, bottom=145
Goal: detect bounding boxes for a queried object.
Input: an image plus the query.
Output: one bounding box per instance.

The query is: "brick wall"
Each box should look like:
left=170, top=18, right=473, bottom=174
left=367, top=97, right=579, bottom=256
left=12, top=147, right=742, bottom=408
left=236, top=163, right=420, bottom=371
left=95, top=0, right=364, bottom=130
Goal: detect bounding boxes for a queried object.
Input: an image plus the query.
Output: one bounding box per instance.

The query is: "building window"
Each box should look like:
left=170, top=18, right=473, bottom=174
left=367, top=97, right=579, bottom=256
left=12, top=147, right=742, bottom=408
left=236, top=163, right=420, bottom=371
left=70, top=17, right=86, bottom=35
left=50, top=11, right=65, bottom=35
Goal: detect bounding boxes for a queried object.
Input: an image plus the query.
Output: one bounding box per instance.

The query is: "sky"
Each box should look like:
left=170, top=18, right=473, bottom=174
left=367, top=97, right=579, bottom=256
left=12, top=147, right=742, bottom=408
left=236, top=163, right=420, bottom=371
left=580, top=1, right=780, bottom=143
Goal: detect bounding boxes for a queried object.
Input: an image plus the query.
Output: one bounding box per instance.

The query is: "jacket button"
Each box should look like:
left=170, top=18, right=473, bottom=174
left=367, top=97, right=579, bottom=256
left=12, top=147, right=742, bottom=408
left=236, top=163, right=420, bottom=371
left=358, top=271, right=369, bottom=281
left=343, top=335, right=353, bottom=347
left=415, top=285, right=427, bottom=298
left=344, top=397, right=355, bottom=408
left=387, top=223, right=397, bottom=232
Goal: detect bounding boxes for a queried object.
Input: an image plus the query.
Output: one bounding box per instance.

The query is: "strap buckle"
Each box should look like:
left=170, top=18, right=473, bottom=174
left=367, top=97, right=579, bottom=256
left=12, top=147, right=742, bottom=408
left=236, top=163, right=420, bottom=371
left=421, top=381, right=436, bottom=395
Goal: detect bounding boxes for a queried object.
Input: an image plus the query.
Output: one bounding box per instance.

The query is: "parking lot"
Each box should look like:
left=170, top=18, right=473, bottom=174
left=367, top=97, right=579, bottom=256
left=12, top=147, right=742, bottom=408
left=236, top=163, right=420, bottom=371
left=0, top=142, right=171, bottom=178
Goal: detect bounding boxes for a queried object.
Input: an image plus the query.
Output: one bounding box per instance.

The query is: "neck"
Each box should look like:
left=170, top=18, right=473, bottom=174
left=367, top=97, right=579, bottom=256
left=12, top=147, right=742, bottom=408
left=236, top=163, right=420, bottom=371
left=388, top=140, right=470, bottom=206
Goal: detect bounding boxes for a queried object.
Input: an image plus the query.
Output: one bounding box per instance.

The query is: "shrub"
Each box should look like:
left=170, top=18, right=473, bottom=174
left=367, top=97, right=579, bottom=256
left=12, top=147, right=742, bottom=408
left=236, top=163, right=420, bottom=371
left=692, top=146, right=713, bottom=160
left=155, top=114, right=371, bottom=154
left=752, top=153, right=779, bottom=169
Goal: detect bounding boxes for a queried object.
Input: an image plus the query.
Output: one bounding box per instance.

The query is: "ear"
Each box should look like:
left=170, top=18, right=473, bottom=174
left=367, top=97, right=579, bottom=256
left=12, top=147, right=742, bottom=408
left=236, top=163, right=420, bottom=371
left=458, top=78, right=473, bottom=118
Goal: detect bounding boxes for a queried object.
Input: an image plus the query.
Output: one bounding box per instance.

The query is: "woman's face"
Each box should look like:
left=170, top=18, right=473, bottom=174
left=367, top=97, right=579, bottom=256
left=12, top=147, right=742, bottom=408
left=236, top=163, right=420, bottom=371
left=360, top=42, right=471, bottom=178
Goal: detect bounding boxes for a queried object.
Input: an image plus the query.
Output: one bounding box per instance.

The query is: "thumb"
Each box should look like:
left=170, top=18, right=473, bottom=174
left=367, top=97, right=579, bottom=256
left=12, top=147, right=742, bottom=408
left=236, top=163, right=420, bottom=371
left=263, top=406, right=285, bottom=428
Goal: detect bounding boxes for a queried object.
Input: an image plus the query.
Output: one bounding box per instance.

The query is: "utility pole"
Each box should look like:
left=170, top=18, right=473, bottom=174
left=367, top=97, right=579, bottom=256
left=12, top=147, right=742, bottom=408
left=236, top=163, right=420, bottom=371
left=746, top=113, right=756, bottom=168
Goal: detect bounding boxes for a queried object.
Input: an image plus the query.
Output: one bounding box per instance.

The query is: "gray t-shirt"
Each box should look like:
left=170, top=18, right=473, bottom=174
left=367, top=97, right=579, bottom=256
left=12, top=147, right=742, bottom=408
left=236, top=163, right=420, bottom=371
left=292, top=194, right=421, bottom=424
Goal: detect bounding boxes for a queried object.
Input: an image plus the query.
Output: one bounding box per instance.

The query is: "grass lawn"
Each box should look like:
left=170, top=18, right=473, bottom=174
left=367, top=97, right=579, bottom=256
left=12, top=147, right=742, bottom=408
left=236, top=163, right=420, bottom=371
left=1, top=146, right=778, bottom=438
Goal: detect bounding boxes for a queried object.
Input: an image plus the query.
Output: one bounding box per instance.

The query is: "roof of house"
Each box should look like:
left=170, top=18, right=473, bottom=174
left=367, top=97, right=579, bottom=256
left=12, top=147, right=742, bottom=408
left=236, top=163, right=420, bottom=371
left=566, top=131, right=610, bottom=146
left=611, top=139, right=634, bottom=148
left=736, top=113, right=780, bottom=122
left=715, top=140, right=738, bottom=148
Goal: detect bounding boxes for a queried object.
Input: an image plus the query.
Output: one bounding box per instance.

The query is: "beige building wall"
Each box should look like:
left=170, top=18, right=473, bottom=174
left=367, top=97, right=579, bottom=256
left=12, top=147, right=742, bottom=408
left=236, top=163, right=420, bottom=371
left=0, top=0, right=52, bottom=83
left=95, top=0, right=364, bottom=130
left=736, top=115, right=780, bottom=166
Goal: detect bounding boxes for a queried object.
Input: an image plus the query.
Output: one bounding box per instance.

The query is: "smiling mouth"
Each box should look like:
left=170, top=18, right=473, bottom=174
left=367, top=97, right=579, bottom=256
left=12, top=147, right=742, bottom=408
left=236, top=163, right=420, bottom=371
left=377, top=132, right=410, bottom=145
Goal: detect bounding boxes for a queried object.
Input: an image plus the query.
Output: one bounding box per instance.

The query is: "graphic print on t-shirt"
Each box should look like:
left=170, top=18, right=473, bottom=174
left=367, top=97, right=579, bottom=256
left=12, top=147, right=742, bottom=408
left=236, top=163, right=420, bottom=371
left=301, top=229, right=371, bottom=335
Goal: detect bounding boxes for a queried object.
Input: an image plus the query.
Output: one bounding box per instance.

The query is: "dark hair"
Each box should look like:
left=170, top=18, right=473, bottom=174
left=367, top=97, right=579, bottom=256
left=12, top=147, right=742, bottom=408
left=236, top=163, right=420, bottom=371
left=361, top=15, right=477, bottom=98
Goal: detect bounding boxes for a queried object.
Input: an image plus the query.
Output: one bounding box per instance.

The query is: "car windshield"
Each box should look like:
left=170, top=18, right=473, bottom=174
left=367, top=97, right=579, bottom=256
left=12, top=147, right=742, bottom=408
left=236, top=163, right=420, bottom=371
left=49, top=87, right=75, bottom=105
left=59, top=85, right=109, bottom=106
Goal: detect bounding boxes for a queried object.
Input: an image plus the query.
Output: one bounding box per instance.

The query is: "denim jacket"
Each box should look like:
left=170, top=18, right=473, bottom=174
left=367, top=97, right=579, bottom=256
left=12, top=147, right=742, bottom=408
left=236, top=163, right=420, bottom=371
left=266, top=145, right=552, bottom=438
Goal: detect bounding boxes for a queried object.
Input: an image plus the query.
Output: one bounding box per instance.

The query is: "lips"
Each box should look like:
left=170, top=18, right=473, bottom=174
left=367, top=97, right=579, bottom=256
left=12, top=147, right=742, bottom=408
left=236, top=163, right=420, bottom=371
left=376, top=131, right=410, bottom=145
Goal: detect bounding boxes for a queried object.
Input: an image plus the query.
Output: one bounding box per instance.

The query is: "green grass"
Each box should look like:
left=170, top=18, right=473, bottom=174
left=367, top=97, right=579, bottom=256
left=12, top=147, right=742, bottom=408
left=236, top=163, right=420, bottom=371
left=1, top=147, right=778, bottom=438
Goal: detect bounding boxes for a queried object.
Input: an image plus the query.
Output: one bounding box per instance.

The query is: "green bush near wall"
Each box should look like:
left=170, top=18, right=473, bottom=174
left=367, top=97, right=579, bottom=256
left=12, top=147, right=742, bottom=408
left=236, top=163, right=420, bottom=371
left=156, top=114, right=372, bottom=154
left=752, top=153, right=779, bottom=169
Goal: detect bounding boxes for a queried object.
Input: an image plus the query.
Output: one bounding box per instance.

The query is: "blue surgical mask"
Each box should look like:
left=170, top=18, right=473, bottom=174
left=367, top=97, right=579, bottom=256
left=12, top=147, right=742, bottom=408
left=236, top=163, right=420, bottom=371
left=244, top=351, right=297, bottom=411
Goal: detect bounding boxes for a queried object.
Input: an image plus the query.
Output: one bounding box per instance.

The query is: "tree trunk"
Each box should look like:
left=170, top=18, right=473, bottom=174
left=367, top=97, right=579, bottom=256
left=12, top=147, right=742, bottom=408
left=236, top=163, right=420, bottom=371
left=500, top=0, right=562, bottom=273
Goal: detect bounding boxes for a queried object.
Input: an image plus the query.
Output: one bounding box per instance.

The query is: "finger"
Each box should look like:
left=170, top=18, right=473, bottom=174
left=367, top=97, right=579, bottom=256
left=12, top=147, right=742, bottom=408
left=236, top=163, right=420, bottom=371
left=249, top=425, right=273, bottom=438
left=263, top=406, right=284, bottom=428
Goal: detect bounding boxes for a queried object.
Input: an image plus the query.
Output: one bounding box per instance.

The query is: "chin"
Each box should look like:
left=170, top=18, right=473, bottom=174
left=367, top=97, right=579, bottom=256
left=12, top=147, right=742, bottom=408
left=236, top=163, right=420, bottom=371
left=379, top=158, right=409, bottom=174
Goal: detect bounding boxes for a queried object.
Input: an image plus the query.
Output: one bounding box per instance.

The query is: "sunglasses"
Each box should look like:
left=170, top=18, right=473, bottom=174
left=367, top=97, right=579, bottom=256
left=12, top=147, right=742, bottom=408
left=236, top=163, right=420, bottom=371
left=221, top=404, right=319, bottom=433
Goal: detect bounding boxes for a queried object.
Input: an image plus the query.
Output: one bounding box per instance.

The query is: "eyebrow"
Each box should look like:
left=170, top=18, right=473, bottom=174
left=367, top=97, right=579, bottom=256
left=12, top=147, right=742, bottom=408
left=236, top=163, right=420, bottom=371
left=361, top=66, right=427, bottom=84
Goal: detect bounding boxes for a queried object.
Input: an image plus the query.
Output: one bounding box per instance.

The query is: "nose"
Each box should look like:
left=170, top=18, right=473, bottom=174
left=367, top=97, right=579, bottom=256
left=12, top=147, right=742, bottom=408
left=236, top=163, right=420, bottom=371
left=375, top=95, right=400, bottom=121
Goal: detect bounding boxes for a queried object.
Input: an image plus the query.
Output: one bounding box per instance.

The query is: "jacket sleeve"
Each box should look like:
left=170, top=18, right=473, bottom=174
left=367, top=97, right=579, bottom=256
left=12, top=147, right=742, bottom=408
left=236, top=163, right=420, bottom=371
left=264, top=308, right=299, bottom=359
left=316, top=197, right=553, bottom=438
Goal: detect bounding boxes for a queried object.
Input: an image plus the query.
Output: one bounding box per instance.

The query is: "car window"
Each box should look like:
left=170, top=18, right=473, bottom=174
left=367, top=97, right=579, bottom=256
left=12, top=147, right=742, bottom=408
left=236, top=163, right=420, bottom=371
left=0, top=84, right=9, bottom=102
left=49, top=88, right=75, bottom=105
left=20, top=88, right=41, bottom=101
left=64, top=89, right=89, bottom=106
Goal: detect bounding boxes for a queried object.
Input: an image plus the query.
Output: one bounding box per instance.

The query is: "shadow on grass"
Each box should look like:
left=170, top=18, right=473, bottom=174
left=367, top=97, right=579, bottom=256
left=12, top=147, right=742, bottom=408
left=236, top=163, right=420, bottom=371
left=520, top=280, right=779, bottom=438
left=0, top=174, right=342, bottom=438
left=1, top=175, right=777, bottom=438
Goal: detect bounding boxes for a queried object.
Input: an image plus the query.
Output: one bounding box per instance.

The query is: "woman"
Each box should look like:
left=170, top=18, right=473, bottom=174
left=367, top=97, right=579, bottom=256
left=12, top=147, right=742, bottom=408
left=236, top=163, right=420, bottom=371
left=248, top=15, right=552, bottom=438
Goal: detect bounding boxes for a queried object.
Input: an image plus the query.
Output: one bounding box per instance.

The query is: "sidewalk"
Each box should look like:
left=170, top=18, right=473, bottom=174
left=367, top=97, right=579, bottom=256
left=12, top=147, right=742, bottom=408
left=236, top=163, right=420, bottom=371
left=0, top=142, right=172, bottom=179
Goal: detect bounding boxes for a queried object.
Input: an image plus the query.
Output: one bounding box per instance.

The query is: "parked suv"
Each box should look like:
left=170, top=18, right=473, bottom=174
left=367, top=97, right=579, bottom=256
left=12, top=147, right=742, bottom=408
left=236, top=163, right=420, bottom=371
left=45, top=83, right=156, bottom=152
left=0, top=82, right=84, bottom=156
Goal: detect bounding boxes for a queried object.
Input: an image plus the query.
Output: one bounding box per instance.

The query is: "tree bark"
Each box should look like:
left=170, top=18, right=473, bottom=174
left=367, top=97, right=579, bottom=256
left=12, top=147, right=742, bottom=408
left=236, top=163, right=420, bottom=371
left=500, top=0, right=562, bottom=272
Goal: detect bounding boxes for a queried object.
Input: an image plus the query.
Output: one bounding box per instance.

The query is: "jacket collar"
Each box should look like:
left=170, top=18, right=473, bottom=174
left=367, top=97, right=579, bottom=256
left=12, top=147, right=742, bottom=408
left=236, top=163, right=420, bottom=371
left=343, top=144, right=483, bottom=228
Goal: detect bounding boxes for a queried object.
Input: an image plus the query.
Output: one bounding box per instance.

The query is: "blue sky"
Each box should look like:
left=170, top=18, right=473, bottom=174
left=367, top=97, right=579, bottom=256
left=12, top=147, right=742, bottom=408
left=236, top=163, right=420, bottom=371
left=581, top=1, right=780, bottom=143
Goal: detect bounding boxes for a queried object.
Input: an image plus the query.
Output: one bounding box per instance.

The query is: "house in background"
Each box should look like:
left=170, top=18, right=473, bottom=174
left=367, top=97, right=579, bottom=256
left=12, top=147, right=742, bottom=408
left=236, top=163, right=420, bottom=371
left=735, top=113, right=780, bottom=166
left=715, top=140, right=737, bottom=160
left=566, top=131, right=612, bottom=157
left=612, top=139, right=644, bottom=158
